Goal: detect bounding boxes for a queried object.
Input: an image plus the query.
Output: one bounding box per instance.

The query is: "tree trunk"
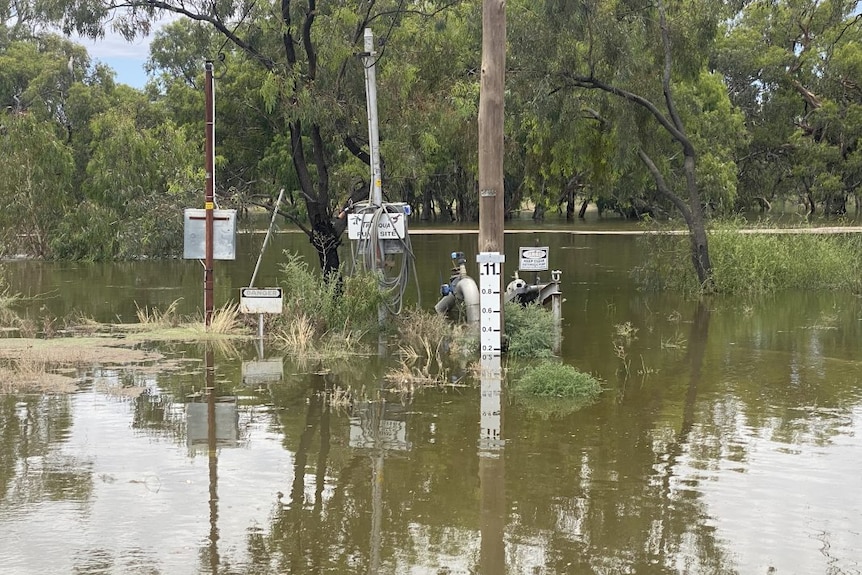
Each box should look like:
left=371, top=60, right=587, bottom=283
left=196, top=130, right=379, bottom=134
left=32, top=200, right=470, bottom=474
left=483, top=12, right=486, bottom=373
left=578, top=199, right=589, bottom=219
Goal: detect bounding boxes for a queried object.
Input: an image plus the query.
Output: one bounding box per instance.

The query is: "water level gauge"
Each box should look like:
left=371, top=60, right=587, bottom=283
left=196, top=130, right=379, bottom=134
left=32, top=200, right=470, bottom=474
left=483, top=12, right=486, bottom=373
left=477, top=252, right=505, bottom=357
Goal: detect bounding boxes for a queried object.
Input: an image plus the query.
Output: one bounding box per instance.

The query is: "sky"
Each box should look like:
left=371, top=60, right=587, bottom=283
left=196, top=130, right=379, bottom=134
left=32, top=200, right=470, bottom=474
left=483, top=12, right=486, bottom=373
left=73, top=16, right=177, bottom=89
left=77, top=35, right=153, bottom=89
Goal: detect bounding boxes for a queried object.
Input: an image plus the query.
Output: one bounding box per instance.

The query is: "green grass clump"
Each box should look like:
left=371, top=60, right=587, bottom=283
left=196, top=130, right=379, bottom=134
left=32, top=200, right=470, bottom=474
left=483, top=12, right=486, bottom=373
left=634, top=221, right=862, bottom=294
left=510, top=359, right=603, bottom=418
left=504, top=301, right=556, bottom=358
left=512, top=359, right=603, bottom=399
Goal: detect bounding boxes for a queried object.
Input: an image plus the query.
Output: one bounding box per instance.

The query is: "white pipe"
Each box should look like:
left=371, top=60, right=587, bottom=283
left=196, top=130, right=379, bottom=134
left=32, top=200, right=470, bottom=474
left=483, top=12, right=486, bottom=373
left=456, top=277, right=481, bottom=324
left=434, top=277, right=481, bottom=325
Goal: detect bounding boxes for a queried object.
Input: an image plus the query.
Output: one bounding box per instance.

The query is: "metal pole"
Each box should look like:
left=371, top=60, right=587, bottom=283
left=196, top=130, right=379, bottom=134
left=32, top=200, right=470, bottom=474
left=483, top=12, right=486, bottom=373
left=204, top=61, right=215, bottom=328
left=363, top=29, right=383, bottom=206
left=362, top=28, right=389, bottom=336
left=249, top=188, right=285, bottom=288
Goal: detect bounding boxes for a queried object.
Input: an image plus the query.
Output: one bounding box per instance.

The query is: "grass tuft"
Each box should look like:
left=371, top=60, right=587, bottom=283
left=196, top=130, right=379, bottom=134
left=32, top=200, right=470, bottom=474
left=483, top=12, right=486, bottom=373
left=135, top=298, right=183, bottom=327
left=510, top=359, right=603, bottom=419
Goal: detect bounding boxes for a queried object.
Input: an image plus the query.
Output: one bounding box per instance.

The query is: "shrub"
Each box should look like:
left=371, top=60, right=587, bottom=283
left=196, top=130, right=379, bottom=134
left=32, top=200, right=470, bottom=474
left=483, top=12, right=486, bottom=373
left=276, top=251, right=385, bottom=343
left=504, top=301, right=557, bottom=358
left=512, top=360, right=603, bottom=399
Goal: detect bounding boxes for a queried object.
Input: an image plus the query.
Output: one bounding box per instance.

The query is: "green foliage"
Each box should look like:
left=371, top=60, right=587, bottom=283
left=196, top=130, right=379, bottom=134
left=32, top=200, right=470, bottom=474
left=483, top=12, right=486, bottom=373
left=277, top=251, right=385, bottom=337
left=512, top=359, right=603, bottom=398
left=504, top=301, right=557, bottom=359
left=510, top=359, right=603, bottom=418
left=634, top=223, right=862, bottom=294
left=0, top=113, right=73, bottom=258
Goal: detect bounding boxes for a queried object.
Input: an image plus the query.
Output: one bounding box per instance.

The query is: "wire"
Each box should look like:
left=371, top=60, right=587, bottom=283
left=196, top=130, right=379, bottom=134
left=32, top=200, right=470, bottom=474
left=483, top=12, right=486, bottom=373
left=363, top=0, right=406, bottom=68
left=349, top=202, right=418, bottom=315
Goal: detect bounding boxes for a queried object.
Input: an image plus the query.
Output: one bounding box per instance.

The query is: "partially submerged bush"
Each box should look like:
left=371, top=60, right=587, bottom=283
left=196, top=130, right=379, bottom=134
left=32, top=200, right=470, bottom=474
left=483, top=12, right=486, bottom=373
left=634, top=221, right=862, bottom=294
left=504, top=301, right=557, bottom=358
left=512, top=359, right=603, bottom=399
left=272, top=251, right=385, bottom=358
left=510, top=359, right=603, bottom=418
left=278, top=251, right=384, bottom=337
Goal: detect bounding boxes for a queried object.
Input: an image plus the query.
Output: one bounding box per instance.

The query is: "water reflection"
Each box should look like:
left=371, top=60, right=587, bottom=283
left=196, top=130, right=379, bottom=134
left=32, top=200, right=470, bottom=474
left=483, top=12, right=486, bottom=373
left=350, top=401, right=412, bottom=574
left=2, top=232, right=862, bottom=573
left=479, top=354, right=505, bottom=575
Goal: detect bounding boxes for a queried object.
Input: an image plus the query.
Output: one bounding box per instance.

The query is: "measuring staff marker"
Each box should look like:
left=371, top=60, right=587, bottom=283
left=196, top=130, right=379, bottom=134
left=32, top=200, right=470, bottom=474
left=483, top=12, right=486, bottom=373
left=477, top=252, right=505, bottom=358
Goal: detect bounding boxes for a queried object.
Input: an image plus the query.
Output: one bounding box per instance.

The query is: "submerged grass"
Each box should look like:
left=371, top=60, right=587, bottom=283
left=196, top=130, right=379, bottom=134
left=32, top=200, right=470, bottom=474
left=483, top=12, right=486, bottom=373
left=271, top=251, right=385, bottom=358
left=510, top=359, right=603, bottom=418
left=634, top=221, right=862, bottom=294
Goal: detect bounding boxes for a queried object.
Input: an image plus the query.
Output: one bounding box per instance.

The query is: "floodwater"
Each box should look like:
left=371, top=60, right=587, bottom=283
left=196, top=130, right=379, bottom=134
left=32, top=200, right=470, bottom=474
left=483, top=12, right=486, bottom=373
left=1, top=219, right=861, bottom=574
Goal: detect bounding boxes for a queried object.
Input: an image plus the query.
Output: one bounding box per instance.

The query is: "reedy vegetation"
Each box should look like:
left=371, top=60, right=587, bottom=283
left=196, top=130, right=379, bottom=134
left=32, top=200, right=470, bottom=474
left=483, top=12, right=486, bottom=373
left=634, top=222, right=862, bottom=295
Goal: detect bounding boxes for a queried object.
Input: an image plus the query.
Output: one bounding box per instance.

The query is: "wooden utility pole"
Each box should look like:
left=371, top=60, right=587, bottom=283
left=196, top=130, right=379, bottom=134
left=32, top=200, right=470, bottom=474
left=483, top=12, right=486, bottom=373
left=204, top=61, right=215, bottom=328
left=478, top=0, right=506, bottom=254
left=477, top=0, right=506, bottom=352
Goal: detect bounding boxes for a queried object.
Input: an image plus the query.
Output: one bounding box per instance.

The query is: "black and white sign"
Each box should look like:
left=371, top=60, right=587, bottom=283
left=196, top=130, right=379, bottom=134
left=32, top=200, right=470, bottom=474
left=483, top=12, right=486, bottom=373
left=519, top=246, right=549, bottom=272
left=239, top=287, right=283, bottom=314
left=347, top=212, right=406, bottom=240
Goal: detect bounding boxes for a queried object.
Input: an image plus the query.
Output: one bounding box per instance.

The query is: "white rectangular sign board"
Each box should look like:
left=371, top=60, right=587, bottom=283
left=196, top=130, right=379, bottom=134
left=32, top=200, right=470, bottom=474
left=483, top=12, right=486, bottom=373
left=347, top=212, right=407, bottom=240
left=239, top=287, right=283, bottom=314
left=519, top=246, right=549, bottom=271
left=183, top=208, right=237, bottom=260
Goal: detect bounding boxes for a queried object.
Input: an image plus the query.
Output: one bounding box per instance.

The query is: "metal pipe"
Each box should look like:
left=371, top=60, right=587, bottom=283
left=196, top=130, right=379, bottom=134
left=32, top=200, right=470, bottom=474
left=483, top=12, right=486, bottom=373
left=363, top=29, right=382, bottom=207
left=204, top=61, right=215, bottom=328
left=434, top=277, right=481, bottom=325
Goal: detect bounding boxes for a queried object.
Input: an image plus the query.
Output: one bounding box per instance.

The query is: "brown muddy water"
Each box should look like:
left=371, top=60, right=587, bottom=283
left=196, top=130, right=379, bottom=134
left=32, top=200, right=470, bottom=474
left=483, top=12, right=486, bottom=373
left=1, top=223, right=861, bottom=574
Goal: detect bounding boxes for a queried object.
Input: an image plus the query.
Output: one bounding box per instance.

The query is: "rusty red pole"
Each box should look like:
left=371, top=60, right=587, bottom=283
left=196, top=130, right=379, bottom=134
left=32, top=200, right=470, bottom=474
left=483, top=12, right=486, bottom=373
left=204, top=61, right=215, bottom=328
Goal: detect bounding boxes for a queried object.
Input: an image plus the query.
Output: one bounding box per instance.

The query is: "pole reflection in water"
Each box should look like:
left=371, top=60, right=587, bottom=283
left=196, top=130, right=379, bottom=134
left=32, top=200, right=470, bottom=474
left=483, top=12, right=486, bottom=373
left=185, top=345, right=239, bottom=574
left=349, top=400, right=411, bottom=574
left=479, top=354, right=505, bottom=575
left=206, top=347, right=219, bottom=574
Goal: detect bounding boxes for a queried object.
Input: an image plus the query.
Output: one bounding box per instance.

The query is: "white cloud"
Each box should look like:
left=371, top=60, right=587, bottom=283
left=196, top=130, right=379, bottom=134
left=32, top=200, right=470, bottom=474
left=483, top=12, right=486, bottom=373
left=72, top=14, right=180, bottom=88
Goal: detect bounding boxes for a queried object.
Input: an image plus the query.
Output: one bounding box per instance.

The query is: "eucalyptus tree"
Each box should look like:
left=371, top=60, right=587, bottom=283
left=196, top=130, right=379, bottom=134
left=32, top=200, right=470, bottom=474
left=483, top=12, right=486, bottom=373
left=367, top=1, right=482, bottom=221
left=716, top=0, right=862, bottom=215
left=62, top=93, right=201, bottom=260
left=509, top=0, right=745, bottom=288
left=0, top=113, right=73, bottom=258
left=35, top=0, right=469, bottom=275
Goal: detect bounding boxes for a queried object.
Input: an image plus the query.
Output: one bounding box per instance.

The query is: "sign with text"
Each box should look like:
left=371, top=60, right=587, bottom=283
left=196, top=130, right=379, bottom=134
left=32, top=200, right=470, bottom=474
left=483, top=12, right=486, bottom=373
left=519, top=246, right=549, bottom=271
left=239, top=287, right=283, bottom=314
left=347, top=211, right=406, bottom=240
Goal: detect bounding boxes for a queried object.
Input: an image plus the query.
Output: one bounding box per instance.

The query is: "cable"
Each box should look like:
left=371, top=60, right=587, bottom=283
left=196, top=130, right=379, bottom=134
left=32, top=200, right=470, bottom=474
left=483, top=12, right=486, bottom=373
left=349, top=201, right=418, bottom=315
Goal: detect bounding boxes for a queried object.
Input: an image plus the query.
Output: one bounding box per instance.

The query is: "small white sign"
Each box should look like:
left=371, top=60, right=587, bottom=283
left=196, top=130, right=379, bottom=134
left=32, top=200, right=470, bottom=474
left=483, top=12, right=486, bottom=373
left=347, top=212, right=407, bottom=240
left=519, top=246, right=549, bottom=271
left=240, top=287, right=283, bottom=314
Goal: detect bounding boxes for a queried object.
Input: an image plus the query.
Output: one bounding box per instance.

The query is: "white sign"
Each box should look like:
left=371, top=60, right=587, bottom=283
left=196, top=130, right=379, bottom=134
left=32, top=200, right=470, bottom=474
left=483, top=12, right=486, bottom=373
left=239, top=287, right=283, bottom=314
left=519, top=246, right=549, bottom=271
left=183, top=208, right=237, bottom=260
left=477, top=252, right=505, bottom=358
left=347, top=212, right=407, bottom=240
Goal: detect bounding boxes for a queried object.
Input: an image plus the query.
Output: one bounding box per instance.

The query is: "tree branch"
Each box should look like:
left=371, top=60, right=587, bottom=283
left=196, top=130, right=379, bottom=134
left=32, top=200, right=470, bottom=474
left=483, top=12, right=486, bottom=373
left=124, top=0, right=275, bottom=69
